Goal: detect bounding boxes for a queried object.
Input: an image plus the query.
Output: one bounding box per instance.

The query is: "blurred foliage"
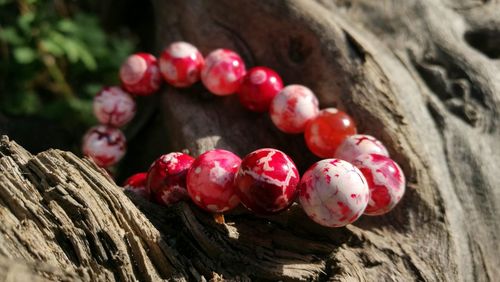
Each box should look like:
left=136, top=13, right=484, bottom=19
left=0, top=0, right=135, bottom=128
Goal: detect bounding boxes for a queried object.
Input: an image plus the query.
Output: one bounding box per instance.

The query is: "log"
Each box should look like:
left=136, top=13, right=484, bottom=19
left=1, top=0, right=500, bottom=280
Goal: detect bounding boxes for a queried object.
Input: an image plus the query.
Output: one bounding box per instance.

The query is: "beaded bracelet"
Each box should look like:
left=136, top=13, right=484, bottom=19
left=82, top=41, right=405, bottom=228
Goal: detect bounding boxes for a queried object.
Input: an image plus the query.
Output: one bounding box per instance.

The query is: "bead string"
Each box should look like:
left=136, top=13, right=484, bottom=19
left=82, top=41, right=405, bottom=227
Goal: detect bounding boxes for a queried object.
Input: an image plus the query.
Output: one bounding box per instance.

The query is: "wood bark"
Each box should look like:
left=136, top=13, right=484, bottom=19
left=1, top=0, right=500, bottom=281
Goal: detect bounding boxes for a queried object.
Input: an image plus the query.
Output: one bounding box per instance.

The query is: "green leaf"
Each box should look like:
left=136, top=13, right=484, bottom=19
left=13, top=46, right=36, bottom=64
left=61, top=39, right=79, bottom=63
left=57, top=19, right=77, bottom=34
left=77, top=46, right=97, bottom=70
left=17, top=12, right=35, bottom=35
left=0, top=27, right=24, bottom=45
left=40, top=38, right=63, bottom=56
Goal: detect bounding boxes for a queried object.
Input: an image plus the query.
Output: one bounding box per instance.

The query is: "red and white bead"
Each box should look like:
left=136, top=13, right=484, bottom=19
left=123, top=172, right=149, bottom=199
left=304, top=108, right=357, bottom=158
left=269, top=85, right=320, bottom=134
left=82, top=125, right=126, bottom=167
left=159, top=42, right=204, bottom=87
left=147, top=152, right=195, bottom=206
left=120, top=53, right=161, bottom=95
left=93, top=86, right=136, bottom=127
left=335, top=134, right=389, bottom=162
left=187, top=149, right=242, bottom=213
left=201, top=49, right=246, bottom=96
left=237, top=66, right=283, bottom=112
left=234, top=148, right=299, bottom=215
left=299, top=159, right=369, bottom=227
left=352, top=154, right=405, bottom=216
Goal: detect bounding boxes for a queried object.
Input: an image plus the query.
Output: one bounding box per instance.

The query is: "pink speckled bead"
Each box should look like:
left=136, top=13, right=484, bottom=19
left=234, top=148, right=300, bottom=215
left=159, top=42, right=204, bottom=87
left=123, top=172, right=149, bottom=199
left=201, top=49, right=246, bottom=96
left=187, top=149, right=242, bottom=213
left=299, top=159, right=369, bottom=227
left=120, top=53, right=161, bottom=95
left=93, top=86, right=136, bottom=127
left=269, top=85, right=320, bottom=134
left=82, top=125, right=126, bottom=167
left=147, top=153, right=195, bottom=206
left=335, top=134, right=389, bottom=162
left=237, top=66, right=283, bottom=112
left=352, top=154, right=405, bottom=216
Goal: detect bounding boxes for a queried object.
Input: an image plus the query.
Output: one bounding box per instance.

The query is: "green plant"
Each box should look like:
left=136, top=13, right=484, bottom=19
left=0, top=0, right=135, bottom=128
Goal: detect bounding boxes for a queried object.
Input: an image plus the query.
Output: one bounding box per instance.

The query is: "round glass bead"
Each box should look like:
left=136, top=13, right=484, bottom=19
left=305, top=108, right=357, bottom=158
left=120, top=53, right=161, bottom=95
left=352, top=154, right=405, bottom=216
left=237, top=66, right=283, bottom=112
left=82, top=125, right=126, bottom=167
left=187, top=149, right=242, bottom=213
left=299, top=159, right=369, bottom=227
left=123, top=172, right=149, bottom=199
left=159, top=41, right=204, bottom=87
left=201, top=49, right=246, bottom=96
left=93, top=86, right=136, bottom=127
left=234, top=148, right=299, bottom=215
left=269, top=84, right=319, bottom=133
left=147, top=152, right=195, bottom=206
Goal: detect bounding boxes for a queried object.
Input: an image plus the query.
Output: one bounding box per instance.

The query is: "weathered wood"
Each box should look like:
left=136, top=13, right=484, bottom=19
left=0, top=136, right=186, bottom=281
left=1, top=0, right=500, bottom=281
left=149, top=0, right=500, bottom=280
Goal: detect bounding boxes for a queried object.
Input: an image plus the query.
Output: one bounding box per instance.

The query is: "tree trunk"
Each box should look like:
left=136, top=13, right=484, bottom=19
left=1, top=0, right=500, bottom=281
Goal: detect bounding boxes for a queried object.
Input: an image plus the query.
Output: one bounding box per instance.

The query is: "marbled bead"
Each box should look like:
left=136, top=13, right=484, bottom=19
left=147, top=152, right=195, bottom=206
left=299, top=159, right=369, bottom=227
left=82, top=125, right=126, bottom=167
left=93, top=86, right=136, bottom=127
left=234, top=148, right=300, bottom=215
left=352, top=154, right=405, bottom=216
left=123, top=172, right=149, bottom=199
left=305, top=108, right=357, bottom=158
left=237, top=66, right=283, bottom=112
left=201, top=49, right=246, bottom=96
left=334, top=134, right=389, bottom=162
left=159, top=41, right=204, bottom=87
left=120, top=53, right=162, bottom=95
left=187, top=149, right=242, bottom=213
left=269, top=85, right=320, bottom=134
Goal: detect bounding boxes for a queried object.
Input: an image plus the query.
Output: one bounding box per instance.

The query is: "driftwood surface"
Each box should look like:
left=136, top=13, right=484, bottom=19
left=1, top=0, right=500, bottom=281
